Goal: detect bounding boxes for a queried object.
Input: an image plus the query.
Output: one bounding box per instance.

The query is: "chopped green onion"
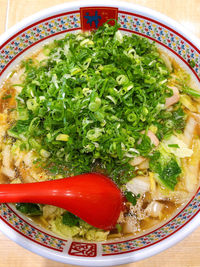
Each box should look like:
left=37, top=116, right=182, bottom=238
left=27, top=98, right=38, bottom=111
left=89, top=97, right=101, bottom=112
left=40, top=149, right=51, bottom=158
left=2, top=94, right=12, bottom=100
left=183, top=87, right=200, bottom=98
left=8, top=21, right=186, bottom=185
left=56, top=134, right=69, bottom=141
left=168, top=144, right=180, bottom=148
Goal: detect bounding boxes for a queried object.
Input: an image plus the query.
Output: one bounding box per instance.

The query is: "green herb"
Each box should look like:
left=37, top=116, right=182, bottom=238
left=160, top=159, right=181, bottom=190
left=116, top=223, right=122, bottom=233
left=8, top=120, right=30, bottom=139
left=2, top=94, right=12, bottom=100
left=182, top=86, right=200, bottom=98
left=149, top=151, right=181, bottom=190
left=16, top=203, right=42, bottom=216
left=155, top=106, right=186, bottom=140
left=8, top=21, right=185, bottom=185
left=124, top=191, right=140, bottom=206
left=62, top=211, right=80, bottom=227
left=168, top=144, right=180, bottom=148
left=173, top=68, right=200, bottom=98
left=171, top=107, right=186, bottom=131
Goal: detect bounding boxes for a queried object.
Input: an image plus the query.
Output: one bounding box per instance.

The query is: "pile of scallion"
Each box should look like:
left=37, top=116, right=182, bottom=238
left=9, top=22, right=185, bottom=185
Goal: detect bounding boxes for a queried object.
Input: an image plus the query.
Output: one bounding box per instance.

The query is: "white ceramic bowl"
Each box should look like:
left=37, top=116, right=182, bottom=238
left=0, top=1, right=200, bottom=266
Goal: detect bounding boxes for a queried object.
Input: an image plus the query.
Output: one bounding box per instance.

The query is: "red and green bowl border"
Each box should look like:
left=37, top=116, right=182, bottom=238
left=0, top=1, right=200, bottom=265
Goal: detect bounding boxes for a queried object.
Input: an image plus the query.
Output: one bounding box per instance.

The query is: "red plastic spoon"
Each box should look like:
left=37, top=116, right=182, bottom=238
left=0, top=173, right=123, bottom=230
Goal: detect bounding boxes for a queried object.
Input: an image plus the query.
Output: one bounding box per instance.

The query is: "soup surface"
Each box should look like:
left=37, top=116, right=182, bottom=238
left=0, top=22, right=200, bottom=241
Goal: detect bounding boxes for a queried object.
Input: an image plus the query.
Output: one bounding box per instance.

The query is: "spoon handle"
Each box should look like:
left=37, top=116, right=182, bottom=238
left=0, top=180, right=69, bottom=204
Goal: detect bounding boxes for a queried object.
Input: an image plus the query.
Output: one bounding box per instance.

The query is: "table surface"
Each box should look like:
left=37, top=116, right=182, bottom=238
left=0, top=0, right=200, bottom=266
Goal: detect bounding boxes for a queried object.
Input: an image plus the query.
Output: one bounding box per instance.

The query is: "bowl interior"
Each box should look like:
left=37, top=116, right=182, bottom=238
left=0, top=2, right=200, bottom=266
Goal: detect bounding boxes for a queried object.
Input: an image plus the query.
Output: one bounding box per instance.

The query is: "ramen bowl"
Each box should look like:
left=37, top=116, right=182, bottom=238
left=0, top=1, right=200, bottom=266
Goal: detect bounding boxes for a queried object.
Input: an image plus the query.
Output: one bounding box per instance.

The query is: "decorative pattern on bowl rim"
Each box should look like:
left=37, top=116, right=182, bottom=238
left=0, top=6, right=200, bottom=258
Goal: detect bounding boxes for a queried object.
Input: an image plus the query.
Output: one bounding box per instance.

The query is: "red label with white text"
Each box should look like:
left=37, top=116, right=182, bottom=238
left=80, top=7, right=118, bottom=31
left=68, top=242, right=97, bottom=257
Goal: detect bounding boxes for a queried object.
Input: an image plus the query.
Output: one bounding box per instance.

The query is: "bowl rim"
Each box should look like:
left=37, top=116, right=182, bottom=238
left=0, top=0, right=200, bottom=265
left=0, top=208, right=200, bottom=266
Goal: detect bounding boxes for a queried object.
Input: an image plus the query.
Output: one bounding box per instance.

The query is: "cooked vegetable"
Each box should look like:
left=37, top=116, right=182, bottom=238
left=162, top=135, right=193, bottom=158
left=16, top=203, right=42, bottom=216
left=124, top=191, right=140, bottom=206
left=182, top=138, right=200, bottom=192
left=126, top=176, right=150, bottom=195
left=145, top=201, right=164, bottom=218
left=149, top=150, right=181, bottom=190
left=183, top=117, right=197, bottom=146
left=51, top=217, right=80, bottom=238
left=62, top=211, right=80, bottom=227
left=180, top=94, right=197, bottom=112
left=129, top=156, right=146, bottom=166
left=51, top=215, right=109, bottom=240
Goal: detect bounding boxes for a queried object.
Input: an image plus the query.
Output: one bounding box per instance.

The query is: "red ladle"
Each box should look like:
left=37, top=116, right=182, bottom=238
left=0, top=173, right=123, bottom=230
